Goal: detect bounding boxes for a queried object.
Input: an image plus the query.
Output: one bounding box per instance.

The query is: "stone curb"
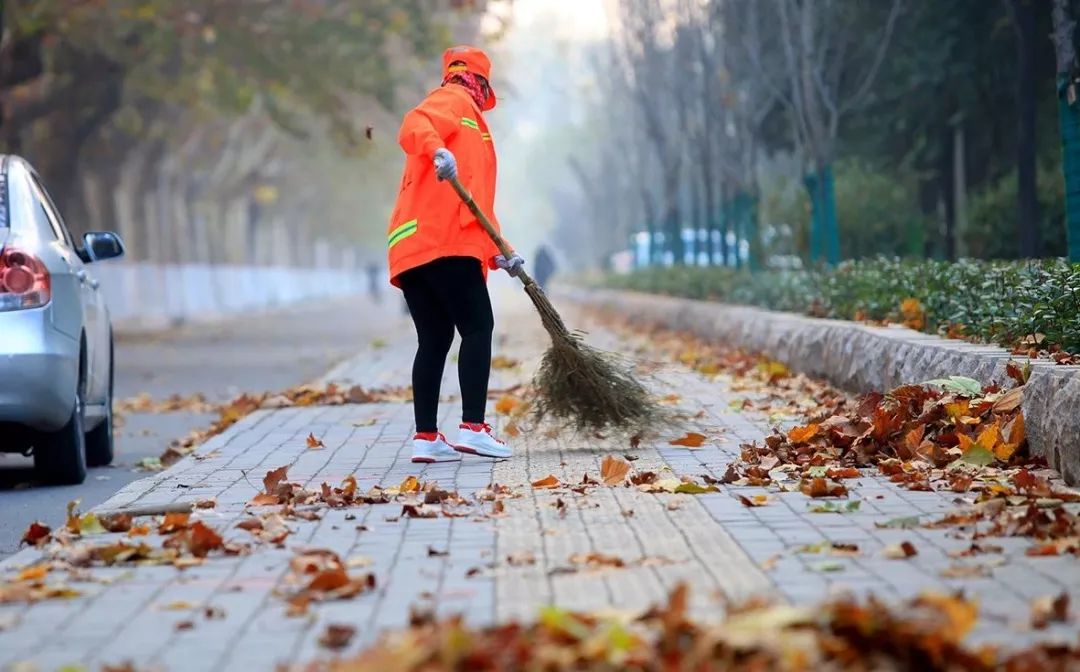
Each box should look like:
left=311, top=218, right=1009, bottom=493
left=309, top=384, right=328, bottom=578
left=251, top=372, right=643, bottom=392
left=567, top=288, right=1080, bottom=484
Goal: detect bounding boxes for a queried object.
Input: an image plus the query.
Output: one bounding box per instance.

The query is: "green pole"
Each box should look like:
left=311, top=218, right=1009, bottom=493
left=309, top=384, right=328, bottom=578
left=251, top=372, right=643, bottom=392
left=1059, top=73, right=1080, bottom=261
left=745, top=193, right=762, bottom=271
left=803, top=172, right=821, bottom=262
left=822, top=163, right=841, bottom=265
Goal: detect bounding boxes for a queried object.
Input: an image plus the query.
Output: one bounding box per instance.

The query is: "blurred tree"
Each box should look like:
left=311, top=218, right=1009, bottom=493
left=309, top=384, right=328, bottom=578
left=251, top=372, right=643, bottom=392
left=0, top=0, right=486, bottom=254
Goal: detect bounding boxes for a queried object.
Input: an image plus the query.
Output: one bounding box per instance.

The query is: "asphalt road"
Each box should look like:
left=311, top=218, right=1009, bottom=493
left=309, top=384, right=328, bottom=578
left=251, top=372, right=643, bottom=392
left=0, top=295, right=400, bottom=557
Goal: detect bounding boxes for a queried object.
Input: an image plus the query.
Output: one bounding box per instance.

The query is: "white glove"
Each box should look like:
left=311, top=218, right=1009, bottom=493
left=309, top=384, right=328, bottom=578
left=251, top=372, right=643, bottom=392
left=433, top=148, right=457, bottom=181
left=494, top=253, right=525, bottom=277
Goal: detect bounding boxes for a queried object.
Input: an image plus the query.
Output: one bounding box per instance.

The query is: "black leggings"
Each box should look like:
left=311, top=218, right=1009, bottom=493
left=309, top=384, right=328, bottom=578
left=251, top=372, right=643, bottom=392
left=399, top=256, right=494, bottom=433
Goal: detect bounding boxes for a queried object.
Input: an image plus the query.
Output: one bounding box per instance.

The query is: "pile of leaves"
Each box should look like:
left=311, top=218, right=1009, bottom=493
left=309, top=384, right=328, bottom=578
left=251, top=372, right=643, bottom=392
left=156, top=383, right=412, bottom=467
left=3, top=504, right=243, bottom=605
left=605, top=257, right=1080, bottom=356
left=732, top=373, right=1031, bottom=490
left=293, top=584, right=1078, bottom=672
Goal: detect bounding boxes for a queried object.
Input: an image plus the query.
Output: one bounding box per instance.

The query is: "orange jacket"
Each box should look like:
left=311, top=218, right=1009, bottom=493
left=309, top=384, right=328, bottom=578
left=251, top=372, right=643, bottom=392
left=387, top=84, right=500, bottom=287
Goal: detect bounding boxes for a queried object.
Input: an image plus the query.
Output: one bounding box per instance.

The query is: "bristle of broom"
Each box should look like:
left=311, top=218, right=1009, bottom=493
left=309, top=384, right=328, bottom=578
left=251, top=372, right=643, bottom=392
left=522, top=282, right=662, bottom=435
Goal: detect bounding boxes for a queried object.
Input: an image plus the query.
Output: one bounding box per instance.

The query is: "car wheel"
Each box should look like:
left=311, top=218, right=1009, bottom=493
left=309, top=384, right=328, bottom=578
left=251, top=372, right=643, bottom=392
left=34, top=375, right=88, bottom=485
left=85, top=335, right=115, bottom=467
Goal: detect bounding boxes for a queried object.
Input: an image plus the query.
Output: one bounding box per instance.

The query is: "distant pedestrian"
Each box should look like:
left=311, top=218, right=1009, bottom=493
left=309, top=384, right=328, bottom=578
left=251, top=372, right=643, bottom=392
left=366, top=262, right=382, bottom=304
left=534, top=245, right=557, bottom=292
left=386, top=45, right=519, bottom=465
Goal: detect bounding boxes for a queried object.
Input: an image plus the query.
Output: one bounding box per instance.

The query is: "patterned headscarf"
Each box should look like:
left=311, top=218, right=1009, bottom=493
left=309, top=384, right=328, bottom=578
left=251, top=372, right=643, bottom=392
left=442, top=64, right=490, bottom=110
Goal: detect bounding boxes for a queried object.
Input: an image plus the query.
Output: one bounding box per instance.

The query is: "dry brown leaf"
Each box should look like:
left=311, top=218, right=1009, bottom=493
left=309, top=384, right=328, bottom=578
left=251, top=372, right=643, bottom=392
left=882, top=541, right=918, bottom=559
left=263, top=466, right=289, bottom=494
left=1031, top=593, right=1070, bottom=629
left=306, top=433, right=325, bottom=449
left=531, top=475, right=561, bottom=489
left=600, top=456, right=631, bottom=486
left=992, top=387, right=1023, bottom=414
left=669, top=432, right=707, bottom=448
left=319, top=623, right=357, bottom=650
left=20, top=522, right=51, bottom=547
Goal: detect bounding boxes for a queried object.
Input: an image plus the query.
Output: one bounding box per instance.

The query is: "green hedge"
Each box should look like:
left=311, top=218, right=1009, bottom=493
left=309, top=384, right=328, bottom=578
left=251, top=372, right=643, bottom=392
left=603, top=259, right=1080, bottom=352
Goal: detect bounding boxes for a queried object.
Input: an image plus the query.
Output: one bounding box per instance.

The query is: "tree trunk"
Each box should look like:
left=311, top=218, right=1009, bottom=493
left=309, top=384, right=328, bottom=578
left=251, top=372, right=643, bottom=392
left=1051, top=0, right=1080, bottom=261
left=953, top=122, right=968, bottom=258
left=940, top=126, right=957, bottom=261
left=1012, top=0, right=1041, bottom=258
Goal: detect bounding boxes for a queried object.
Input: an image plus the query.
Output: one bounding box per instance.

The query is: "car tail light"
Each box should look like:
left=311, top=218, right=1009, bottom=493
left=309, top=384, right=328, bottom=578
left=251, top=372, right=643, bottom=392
left=0, top=247, right=51, bottom=311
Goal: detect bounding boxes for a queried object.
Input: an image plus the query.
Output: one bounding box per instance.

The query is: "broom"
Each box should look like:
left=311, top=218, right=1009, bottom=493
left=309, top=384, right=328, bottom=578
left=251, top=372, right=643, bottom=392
left=448, top=176, right=661, bottom=434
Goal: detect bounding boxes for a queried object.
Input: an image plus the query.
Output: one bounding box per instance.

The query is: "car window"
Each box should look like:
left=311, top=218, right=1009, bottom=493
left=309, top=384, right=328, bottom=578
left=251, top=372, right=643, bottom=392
left=28, top=172, right=75, bottom=248
left=5, top=163, right=53, bottom=241
left=0, top=161, right=8, bottom=229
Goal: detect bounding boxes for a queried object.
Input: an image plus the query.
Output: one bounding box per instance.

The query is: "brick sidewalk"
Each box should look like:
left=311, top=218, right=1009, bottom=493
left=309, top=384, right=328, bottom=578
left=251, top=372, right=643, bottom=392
left=0, top=291, right=1076, bottom=671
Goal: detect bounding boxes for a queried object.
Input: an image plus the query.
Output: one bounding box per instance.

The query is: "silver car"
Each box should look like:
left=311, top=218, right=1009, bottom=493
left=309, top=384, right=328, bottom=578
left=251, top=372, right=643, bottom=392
left=0, top=155, right=125, bottom=485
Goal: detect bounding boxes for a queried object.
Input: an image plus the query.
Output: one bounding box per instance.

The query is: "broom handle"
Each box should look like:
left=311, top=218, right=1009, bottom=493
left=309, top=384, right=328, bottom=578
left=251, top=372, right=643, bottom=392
left=448, top=176, right=536, bottom=288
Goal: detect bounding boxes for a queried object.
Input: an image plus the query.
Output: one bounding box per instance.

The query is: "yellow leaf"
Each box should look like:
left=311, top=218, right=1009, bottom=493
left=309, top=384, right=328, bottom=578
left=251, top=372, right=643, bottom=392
left=16, top=565, right=49, bottom=582
left=504, top=421, right=521, bottom=437
left=1007, top=412, right=1026, bottom=446
left=490, top=355, right=519, bottom=370
left=945, top=401, right=970, bottom=420
left=915, top=592, right=978, bottom=642
left=975, top=423, right=1001, bottom=453
left=495, top=395, right=522, bottom=415
left=787, top=424, right=820, bottom=444
left=994, top=442, right=1020, bottom=461
left=398, top=476, right=420, bottom=494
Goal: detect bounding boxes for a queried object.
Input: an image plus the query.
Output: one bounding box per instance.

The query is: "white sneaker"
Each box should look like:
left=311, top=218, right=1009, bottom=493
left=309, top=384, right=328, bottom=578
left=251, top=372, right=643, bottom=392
left=412, top=433, right=462, bottom=463
left=453, top=423, right=512, bottom=459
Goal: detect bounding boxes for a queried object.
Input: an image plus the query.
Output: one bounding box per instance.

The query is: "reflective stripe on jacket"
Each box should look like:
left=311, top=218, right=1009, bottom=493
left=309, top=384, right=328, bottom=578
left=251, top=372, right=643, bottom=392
left=386, top=85, right=500, bottom=287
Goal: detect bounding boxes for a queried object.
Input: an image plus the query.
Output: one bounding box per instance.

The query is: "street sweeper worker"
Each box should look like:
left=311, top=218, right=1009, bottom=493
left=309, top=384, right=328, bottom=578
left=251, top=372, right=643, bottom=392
left=387, top=45, right=523, bottom=464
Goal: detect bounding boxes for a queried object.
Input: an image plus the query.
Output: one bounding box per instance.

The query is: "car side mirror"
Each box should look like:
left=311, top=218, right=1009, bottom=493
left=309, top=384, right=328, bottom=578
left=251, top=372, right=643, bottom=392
left=81, top=231, right=125, bottom=263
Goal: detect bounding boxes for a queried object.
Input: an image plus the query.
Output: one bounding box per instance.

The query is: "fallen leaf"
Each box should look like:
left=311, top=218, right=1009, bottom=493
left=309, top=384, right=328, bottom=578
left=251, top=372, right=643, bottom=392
left=876, top=515, right=920, bottom=529
left=16, top=565, right=49, bottom=582
left=882, top=541, right=918, bottom=559
left=799, top=477, right=848, bottom=498
left=490, top=355, right=519, bottom=370
left=398, top=475, right=421, bottom=494
left=914, top=592, right=978, bottom=640
left=992, top=387, right=1023, bottom=414
left=1031, top=593, right=1070, bottom=629
left=19, top=522, right=51, bottom=547
left=600, top=456, right=631, bottom=486
left=495, top=395, right=524, bottom=415
left=669, top=432, right=707, bottom=448
left=787, top=424, right=820, bottom=443
left=673, top=482, right=718, bottom=494
left=736, top=494, right=770, bottom=507
left=531, top=475, right=561, bottom=489
left=306, top=433, right=325, bottom=449
left=158, top=513, right=190, bottom=534
left=99, top=514, right=133, bottom=533
left=808, top=501, right=861, bottom=513
left=263, top=466, right=289, bottom=495
left=319, top=623, right=357, bottom=650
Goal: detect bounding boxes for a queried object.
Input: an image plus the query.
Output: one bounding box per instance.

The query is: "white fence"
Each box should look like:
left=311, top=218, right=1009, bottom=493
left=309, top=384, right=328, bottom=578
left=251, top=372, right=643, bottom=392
left=94, top=262, right=368, bottom=331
